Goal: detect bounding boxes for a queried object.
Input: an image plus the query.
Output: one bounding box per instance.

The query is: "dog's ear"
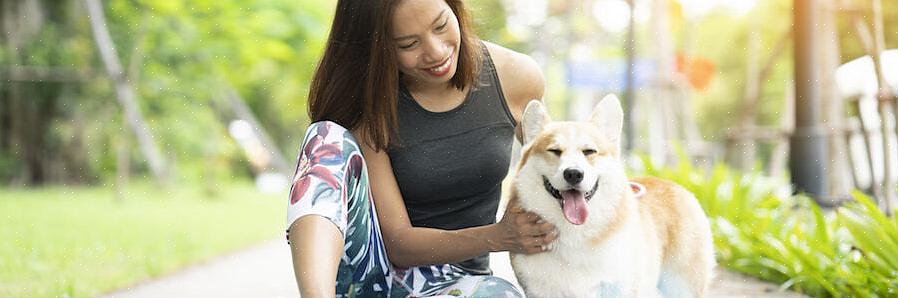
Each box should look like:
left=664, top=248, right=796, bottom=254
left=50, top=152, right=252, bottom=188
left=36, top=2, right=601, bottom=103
left=522, top=100, right=550, bottom=145
left=590, top=94, right=624, bottom=149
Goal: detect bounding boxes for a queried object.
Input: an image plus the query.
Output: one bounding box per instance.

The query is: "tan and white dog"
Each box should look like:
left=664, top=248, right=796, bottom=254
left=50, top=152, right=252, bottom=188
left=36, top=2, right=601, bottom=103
left=508, top=95, right=715, bottom=298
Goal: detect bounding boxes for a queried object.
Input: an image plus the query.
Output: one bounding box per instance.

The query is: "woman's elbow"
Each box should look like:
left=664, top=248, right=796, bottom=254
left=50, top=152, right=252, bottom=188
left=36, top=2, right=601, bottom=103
left=384, top=241, right=414, bottom=268
left=383, top=238, right=417, bottom=268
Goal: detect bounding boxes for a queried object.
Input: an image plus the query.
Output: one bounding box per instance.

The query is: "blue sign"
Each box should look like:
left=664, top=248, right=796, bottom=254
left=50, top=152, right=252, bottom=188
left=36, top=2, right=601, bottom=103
left=565, top=59, right=656, bottom=91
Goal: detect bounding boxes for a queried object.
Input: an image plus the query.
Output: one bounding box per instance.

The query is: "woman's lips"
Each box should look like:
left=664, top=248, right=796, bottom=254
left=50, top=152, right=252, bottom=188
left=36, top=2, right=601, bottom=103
left=422, top=50, right=453, bottom=77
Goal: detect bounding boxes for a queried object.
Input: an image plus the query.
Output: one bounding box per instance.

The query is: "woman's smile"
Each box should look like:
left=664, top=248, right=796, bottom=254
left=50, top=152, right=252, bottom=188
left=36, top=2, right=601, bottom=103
left=422, top=49, right=454, bottom=77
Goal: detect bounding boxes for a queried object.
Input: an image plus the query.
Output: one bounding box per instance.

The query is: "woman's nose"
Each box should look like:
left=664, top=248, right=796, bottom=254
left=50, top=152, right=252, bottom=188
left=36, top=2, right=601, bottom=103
left=421, top=36, right=447, bottom=63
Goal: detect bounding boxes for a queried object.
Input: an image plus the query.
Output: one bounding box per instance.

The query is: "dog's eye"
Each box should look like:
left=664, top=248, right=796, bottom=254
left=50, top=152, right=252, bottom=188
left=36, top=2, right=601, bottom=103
left=547, top=149, right=562, bottom=156
left=582, top=149, right=597, bottom=156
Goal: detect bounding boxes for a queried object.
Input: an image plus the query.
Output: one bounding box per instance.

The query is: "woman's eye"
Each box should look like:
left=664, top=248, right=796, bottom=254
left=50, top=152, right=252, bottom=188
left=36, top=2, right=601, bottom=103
left=435, top=19, right=448, bottom=32
left=399, top=42, right=416, bottom=49
left=548, top=149, right=562, bottom=156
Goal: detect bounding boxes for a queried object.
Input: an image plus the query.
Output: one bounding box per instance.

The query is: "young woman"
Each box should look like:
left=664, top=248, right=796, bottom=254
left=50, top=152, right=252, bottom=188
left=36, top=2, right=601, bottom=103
left=286, top=0, right=553, bottom=296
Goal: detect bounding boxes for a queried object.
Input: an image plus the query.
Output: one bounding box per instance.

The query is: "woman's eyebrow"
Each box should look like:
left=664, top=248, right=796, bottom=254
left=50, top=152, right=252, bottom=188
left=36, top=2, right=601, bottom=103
left=393, top=9, right=448, bottom=41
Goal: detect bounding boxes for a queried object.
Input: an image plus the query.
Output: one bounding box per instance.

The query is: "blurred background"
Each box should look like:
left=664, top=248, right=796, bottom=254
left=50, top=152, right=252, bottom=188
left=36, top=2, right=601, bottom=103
left=1, top=0, right=897, bottom=297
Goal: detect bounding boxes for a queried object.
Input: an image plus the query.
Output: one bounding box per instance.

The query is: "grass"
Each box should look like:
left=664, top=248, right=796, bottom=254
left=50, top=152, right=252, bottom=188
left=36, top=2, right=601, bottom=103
left=0, top=181, right=285, bottom=298
left=636, top=155, right=898, bottom=297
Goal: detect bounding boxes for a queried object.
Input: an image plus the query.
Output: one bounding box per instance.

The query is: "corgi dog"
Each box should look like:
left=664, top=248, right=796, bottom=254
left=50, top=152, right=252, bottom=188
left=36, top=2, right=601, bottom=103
left=508, top=95, right=714, bottom=298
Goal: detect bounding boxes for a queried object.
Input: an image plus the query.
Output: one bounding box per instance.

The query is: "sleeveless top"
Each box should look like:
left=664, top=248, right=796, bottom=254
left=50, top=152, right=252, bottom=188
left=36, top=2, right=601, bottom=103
left=387, top=46, right=516, bottom=274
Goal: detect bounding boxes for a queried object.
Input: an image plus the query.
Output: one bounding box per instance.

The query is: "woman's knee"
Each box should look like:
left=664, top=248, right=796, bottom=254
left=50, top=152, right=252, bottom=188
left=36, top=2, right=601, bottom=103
left=306, top=120, right=350, bottom=139
left=308, top=120, right=344, bottom=130
left=302, top=121, right=363, bottom=153
left=290, top=120, right=368, bottom=207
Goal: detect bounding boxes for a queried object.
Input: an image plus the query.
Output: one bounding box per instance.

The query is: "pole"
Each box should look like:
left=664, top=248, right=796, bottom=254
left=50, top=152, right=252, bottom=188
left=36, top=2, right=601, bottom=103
left=790, top=0, right=829, bottom=201
left=623, top=0, right=635, bottom=154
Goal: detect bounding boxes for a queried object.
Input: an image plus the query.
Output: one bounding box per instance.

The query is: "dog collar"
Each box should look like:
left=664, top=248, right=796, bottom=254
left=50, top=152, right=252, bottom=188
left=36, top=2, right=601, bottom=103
left=629, top=181, right=646, bottom=199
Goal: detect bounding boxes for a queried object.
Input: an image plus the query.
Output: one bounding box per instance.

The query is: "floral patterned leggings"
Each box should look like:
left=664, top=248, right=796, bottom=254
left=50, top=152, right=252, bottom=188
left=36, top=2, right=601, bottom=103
left=286, top=121, right=523, bottom=298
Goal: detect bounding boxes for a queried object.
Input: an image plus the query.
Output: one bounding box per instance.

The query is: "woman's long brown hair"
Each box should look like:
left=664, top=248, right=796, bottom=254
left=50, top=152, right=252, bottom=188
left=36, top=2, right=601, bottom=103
left=307, top=0, right=481, bottom=152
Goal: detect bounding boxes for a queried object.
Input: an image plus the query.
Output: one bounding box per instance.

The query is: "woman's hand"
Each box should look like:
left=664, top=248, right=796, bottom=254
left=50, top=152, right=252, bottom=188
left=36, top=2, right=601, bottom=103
left=491, top=203, right=558, bottom=254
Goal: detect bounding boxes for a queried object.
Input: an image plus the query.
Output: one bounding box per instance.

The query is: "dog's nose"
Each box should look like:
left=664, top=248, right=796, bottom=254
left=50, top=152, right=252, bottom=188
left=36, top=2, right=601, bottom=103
left=563, top=168, right=584, bottom=185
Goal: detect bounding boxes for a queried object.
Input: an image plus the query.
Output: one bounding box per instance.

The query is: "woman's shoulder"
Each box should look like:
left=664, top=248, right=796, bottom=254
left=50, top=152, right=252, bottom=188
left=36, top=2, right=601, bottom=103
left=481, top=41, right=540, bottom=77
left=480, top=41, right=544, bottom=117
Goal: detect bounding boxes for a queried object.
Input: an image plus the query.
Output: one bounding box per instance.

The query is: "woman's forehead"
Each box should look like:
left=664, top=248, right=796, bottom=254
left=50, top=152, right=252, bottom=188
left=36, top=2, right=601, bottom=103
left=391, top=0, right=451, bottom=35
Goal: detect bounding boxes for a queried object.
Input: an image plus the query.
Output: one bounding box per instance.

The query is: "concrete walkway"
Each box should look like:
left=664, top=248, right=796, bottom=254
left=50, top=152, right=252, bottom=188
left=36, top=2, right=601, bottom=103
left=103, top=239, right=807, bottom=298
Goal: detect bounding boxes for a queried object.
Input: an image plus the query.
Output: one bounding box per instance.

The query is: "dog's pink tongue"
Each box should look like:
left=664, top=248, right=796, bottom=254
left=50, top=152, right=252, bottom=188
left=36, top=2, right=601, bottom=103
left=561, top=190, right=588, bottom=225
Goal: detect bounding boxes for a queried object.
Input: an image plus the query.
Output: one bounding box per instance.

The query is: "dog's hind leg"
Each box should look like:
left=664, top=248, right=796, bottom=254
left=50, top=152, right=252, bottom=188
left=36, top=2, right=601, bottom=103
left=657, top=268, right=696, bottom=298
left=657, top=243, right=714, bottom=298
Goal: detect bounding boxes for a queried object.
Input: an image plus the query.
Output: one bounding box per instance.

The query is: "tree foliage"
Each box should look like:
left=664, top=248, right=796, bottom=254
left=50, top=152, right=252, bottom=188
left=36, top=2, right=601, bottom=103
left=0, top=0, right=516, bottom=186
left=1, top=0, right=333, bottom=185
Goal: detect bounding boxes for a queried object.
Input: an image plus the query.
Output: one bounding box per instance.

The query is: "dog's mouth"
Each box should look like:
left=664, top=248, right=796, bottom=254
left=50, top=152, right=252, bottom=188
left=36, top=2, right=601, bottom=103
left=543, top=176, right=599, bottom=225
left=542, top=176, right=599, bottom=200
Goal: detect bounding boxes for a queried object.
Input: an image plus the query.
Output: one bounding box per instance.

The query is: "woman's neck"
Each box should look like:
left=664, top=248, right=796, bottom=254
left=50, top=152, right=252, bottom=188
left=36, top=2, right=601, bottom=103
left=402, top=76, right=467, bottom=112
left=403, top=76, right=454, bottom=95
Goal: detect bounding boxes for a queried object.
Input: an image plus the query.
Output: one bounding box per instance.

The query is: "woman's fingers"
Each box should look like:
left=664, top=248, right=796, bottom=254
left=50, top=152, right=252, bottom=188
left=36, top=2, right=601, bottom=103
left=524, top=233, right=558, bottom=253
left=506, top=209, right=559, bottom=254
left=539, top=222, right=555, bottom=234
left=512, top=231, right=560, bottom=255
left=522, top=238, right=550, bottom=254
left=515, top=211, right=538, bottom=224
left=543, top=229, right=558, bottom=243
left=527, top=219, right=556, bottom=236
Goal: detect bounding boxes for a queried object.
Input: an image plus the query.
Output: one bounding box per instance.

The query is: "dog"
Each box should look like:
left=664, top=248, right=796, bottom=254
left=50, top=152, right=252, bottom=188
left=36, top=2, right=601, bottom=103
left=508, top=95, right=715, bottom=298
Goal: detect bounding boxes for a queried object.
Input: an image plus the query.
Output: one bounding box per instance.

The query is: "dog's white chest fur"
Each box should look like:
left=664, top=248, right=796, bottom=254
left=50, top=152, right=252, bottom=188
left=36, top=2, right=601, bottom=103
left=511, top=215, right=660, bottom=298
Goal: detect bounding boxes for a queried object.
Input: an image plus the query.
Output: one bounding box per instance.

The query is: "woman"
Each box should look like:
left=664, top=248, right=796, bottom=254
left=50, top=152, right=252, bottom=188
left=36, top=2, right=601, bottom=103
left=286, top=0, right=554, bottom=296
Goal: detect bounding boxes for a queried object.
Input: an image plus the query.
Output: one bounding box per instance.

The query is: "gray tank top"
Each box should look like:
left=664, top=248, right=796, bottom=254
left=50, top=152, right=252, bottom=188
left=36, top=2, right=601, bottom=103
left=388, top=46, right=516, bottom=274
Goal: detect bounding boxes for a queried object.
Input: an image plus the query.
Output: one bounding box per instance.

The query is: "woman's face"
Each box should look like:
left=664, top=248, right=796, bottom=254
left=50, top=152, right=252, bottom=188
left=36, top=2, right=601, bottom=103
left=391, top=0, right=461, bottom=88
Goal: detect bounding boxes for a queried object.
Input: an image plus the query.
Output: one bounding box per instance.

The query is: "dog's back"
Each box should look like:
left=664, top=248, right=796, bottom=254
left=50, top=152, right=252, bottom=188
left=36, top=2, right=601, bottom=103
left=632, top=177, right=715, bottom=297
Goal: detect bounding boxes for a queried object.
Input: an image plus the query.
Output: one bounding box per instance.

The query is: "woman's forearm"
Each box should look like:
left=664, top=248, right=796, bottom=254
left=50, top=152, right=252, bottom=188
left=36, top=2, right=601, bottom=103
left=384, top=224, right=505, bottom=269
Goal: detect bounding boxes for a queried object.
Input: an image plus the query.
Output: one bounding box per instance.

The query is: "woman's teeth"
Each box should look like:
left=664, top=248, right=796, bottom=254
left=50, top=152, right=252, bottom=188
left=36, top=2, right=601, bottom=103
left=428, top=58, right=450, bottom=73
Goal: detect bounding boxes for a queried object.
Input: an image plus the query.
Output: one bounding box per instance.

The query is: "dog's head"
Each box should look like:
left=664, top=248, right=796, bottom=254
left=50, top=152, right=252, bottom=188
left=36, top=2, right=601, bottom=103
left=514, top=94, right=629, bottom=226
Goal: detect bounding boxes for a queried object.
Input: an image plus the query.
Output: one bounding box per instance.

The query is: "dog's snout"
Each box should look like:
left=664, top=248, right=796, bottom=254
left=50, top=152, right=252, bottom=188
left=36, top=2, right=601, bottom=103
left=563, top=168, right=584, bottom=185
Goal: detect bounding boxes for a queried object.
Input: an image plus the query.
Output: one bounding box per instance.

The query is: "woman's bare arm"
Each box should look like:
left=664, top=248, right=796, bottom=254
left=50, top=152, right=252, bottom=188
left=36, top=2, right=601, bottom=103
left=360, top=140, right=556, bottom=269
left=482, top=41, right=546, bottom=143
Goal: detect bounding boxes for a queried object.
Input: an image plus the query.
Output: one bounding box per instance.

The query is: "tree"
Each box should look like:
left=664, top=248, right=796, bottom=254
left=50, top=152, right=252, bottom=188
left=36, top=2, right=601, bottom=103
left=84, top=0, right=169, bottom=184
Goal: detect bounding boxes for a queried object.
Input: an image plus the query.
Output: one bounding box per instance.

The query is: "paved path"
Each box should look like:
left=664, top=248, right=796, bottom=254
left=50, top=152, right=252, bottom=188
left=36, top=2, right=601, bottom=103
left=102, top=240, right=297, bottom=298
left=104, top=239, right=806, bottom=298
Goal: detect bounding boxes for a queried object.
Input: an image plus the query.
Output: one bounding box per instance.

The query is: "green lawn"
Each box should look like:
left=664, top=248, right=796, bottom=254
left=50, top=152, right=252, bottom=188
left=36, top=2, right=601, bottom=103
left=0, top=182, right=285, bottom=298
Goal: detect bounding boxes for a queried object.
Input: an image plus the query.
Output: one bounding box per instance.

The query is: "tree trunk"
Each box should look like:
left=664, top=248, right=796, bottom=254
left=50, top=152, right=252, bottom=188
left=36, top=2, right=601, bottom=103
left=220, top=87, right=291, bottom=176
left=870, top=0, right=895, bottom=215
left=1, top=0, right=66, bottom=186
left=769, top=81, right=795, bottom=178
left=733, top=10, right=762, bottom=171
left=115, top=129, right=130, bottom=202
left=83, top=0, right=169, bottom=184
left=650, top=0, right=677, bottom=166
left=3, top=0, right=22, bottom=184
left=819, top=0, right=851, bottom=205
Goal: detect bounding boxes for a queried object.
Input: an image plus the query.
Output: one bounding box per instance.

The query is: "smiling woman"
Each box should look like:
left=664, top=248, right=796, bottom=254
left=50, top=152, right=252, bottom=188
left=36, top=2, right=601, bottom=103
left=288, top=0, right=549, bottom=297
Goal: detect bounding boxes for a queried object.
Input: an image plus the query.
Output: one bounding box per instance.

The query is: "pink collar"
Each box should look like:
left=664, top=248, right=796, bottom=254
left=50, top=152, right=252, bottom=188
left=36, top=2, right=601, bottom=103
left=629, top=181, right=646, bottom=199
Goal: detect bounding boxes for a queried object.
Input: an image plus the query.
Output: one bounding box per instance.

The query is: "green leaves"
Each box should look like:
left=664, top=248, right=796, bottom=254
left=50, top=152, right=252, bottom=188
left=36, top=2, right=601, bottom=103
left=5, top=0, right=336, bottom=183
left=637, top=155, right=898, bottom=296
